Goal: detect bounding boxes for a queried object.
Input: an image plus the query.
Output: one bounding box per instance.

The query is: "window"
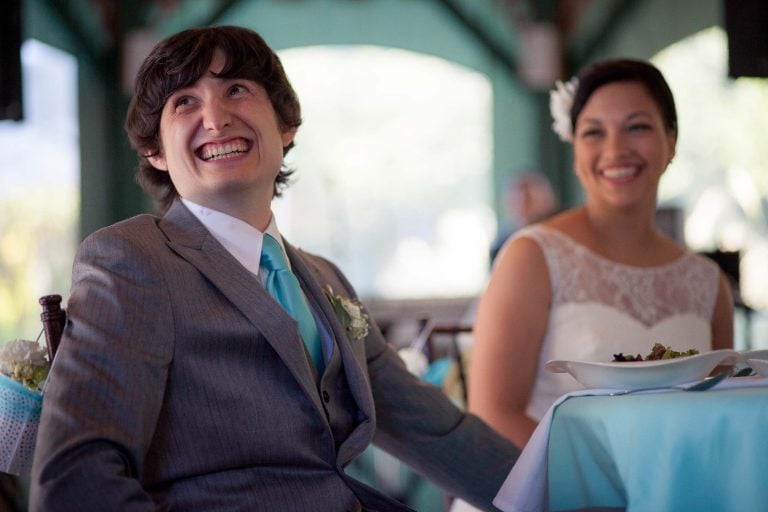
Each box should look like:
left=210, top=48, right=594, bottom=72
left=654, top=27, right=768, bottom=348
left=276, top=45, right=494, bottom=299
left=0, top=40, right=78, bottom=342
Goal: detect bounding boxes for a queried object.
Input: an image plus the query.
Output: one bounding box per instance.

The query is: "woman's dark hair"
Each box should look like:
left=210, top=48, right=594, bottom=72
left=125, top=25, right=302, bottom=214
left=570, top=58, right=677, bottom=134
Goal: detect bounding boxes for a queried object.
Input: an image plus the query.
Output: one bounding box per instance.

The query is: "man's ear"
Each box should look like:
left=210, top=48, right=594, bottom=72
left=147, top=153, right=169, bottom=171
left=281, top=127, right=297, bottom=149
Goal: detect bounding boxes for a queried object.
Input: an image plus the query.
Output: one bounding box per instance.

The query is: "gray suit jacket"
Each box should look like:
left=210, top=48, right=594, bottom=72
left=30, top=200, right=519, bottom=511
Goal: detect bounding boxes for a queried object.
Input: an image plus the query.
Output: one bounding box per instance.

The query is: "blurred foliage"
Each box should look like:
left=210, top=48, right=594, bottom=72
left=0, top=187, right=76, bottom=343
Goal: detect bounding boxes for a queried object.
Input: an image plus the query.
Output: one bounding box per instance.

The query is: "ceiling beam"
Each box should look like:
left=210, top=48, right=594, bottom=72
left=433, top=0, right=518, bottom=79
left=41, top=0, right=108, bottom=78
left=198, top=0, right=244, bottom=27
left=153, top=0, right=247, bottom=34
left=565, top=0, right=642, bottom=72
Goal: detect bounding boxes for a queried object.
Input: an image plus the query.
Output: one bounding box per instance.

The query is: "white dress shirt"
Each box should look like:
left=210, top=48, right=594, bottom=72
left=180, top=198, right=287, bottom=283
left=181, top=198, right=334, bottom=366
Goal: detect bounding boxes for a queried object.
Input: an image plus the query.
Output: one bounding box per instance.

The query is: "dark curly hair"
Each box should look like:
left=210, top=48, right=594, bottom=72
left=570, top=58, right=677, bottom=134
left=124, top=25, right=302, bottom=214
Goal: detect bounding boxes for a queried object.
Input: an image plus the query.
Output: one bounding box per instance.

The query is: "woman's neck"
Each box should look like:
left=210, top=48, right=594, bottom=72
left=583, top=204, right=657, bottom=244
left=576, top=205, right=675, bottom=265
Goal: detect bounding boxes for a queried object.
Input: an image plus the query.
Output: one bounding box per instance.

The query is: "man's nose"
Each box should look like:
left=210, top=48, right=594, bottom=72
left=202, top=97, right=232, bottom=131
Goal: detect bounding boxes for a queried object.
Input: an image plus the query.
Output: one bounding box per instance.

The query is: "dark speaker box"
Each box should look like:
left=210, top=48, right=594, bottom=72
left=0, top=0, right=23, bottom=121
left=724, top=0, right=768, bottom=78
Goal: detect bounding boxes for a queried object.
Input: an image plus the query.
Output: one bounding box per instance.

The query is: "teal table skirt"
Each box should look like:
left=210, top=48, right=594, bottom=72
left=547, top=386, right=768, bottom=512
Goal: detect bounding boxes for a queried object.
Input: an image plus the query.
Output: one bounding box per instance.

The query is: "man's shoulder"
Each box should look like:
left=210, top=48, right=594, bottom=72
left=292, top=248, right=339, bottom=278
left=80, top=214, right=164, bottom=253
left=289, top=246, right=357, bottom=296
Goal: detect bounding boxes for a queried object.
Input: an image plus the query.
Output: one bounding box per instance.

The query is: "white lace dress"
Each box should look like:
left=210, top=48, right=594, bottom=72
left=520, top=224, right=720, bottom=420
left=451, top=226, right=720, bottom=512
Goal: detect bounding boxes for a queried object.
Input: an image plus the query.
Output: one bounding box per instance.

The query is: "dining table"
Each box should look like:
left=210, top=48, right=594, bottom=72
left=493, top=376, right=768, bottom=512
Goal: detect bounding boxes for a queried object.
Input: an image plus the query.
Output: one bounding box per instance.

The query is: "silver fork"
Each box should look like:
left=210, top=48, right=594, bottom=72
left=609, top=370, right=729, bottom=396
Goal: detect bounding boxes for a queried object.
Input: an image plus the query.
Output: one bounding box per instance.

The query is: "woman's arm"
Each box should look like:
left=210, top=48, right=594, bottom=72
left=468, top=236, right=552, bottom=448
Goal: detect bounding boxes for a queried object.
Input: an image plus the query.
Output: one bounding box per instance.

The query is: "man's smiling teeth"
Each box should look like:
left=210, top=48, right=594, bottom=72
left=201, top=140, right=249, bottom=161
left=602, top=167, right=636, bottom=179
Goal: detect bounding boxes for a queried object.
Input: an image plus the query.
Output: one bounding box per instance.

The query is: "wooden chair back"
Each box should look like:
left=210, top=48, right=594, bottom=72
left=412, top=320, right=472, bottom=405
left=39, top=294, right=66, bottom=361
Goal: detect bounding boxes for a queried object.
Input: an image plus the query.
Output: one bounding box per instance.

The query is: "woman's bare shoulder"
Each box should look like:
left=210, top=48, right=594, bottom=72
left=539, top=208, right=588, bottom=238
left=493, top=232, right=551, bottom=290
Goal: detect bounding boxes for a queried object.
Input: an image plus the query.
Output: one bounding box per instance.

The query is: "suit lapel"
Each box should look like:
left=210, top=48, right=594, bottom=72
left=285, top=242, right=376, bottom=434
left=159, top=201, right=323, bottom=414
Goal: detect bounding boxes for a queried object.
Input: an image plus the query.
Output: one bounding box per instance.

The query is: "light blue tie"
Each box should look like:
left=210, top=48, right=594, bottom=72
left=260, top=235, right=324, bottom=372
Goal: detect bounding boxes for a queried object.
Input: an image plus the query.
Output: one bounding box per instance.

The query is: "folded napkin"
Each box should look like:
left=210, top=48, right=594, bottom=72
left=492, top=375, right=768, bottom=512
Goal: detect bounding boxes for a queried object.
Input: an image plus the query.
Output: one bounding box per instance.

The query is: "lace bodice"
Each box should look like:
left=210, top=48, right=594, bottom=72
left=527, top=225, right=718, bottom=325
left=516, top=224, right=721, bottom=419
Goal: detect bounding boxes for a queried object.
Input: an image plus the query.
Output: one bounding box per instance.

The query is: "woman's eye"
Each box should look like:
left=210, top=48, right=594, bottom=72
left=628, top=123, right=651, bottom=132
left=580, top=128, right=602, bottom=138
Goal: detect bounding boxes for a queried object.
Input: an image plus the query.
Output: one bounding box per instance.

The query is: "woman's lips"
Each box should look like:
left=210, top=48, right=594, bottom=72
left=600, top=166, right=638, bottom=180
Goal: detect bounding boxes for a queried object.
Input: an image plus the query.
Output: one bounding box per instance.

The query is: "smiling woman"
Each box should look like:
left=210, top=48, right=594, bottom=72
left=571, top=80, right=676, bottom=218
left=466, top=58, right=734, bottom=456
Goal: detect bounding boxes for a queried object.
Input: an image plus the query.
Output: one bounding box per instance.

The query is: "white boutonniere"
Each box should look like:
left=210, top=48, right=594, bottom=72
left=0, top=339, right=50, bottom=392
left=324, top=285, right=369, bottom=342
left=549, top=77, right=579, bottom=142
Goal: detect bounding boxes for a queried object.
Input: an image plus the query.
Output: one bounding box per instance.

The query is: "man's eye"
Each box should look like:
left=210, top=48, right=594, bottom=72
left=174, top=97, right=192, bottom=109
left=228, top=84, right=246, bottom=96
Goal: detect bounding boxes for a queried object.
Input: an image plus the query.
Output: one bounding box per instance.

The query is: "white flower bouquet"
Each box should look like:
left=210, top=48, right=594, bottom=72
left=0, top=339, right=50, bottom=475
left=0, top=339, right=50, bottom=392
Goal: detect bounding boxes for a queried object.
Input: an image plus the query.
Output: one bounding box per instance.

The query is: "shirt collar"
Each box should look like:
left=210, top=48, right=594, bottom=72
left=180, top=198, right=287, bottom=276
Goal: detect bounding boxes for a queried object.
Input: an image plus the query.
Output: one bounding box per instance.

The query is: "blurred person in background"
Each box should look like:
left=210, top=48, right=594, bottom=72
left=489, top=170, right=559, bottom=265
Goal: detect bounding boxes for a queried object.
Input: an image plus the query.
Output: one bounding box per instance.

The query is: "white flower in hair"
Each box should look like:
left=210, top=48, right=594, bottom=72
left=549, top=77, right=579, bottom=142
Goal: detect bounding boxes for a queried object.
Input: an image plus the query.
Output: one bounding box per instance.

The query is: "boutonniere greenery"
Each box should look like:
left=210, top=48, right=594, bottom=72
left=324, top=285, right=369, bottom=342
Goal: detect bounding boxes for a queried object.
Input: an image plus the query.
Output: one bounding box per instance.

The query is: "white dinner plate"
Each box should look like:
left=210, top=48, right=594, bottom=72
left=747, top=358, right=768, bottom=377
left=545, top=349, right=742, bottom=390
left=741, top=349, right=768, bottom=361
